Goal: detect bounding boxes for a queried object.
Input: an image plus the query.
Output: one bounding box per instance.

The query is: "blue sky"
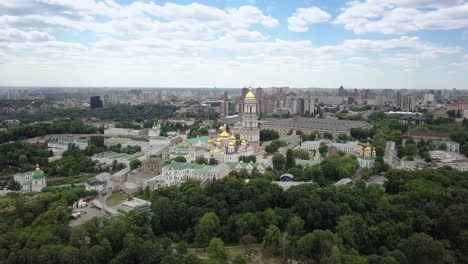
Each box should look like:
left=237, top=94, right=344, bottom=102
left=0, top=0, right=467, bottom=89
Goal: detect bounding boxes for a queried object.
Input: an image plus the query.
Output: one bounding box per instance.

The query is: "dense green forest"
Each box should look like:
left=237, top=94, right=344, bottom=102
left=0, top=104, right=176, bottom=123
left=0, top=167, right=466, bottom=263
left=0, top=120, right=97, bottom=144
left=0, top=142, right=53, bottom=175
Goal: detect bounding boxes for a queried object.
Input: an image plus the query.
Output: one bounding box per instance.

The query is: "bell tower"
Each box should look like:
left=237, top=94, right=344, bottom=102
left=240, top=87, right=260, bottom=151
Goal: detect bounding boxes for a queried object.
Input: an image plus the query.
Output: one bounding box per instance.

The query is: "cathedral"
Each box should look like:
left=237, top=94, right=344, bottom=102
left=204, top=87, right=260, bottom=162
left=205, top=124, right=254, bottom=163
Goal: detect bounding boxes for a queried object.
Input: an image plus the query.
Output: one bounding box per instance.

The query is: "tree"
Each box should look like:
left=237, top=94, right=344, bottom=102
left=293, top=149, right=309, bottom=160
left=232, top=255, right=248, bottom=264
left=286, top=149, right=295, bottom=170
left=175, top=241, right=188, bottom=256
left=297, top=230, right=340, bottom=263
left=319, top=142, right=328, bottom=156
left=195, top=212, right=221, bottom=247
left=129, top=159, right=142, bottom=170
left=208, top=238, right=227, bottom=263
left=209, top=158, right=218, bottom=165
left=337, top=133, right=349, bottom=141
left=239, top=155, right=256, bottom=163
left=173, top=156, right=187, bottom=163
left=265, top=140, right=287, bottom=154
left=337, top=214, right=370, bottom=253
left=272, top=154, right=286, bottom=172
left=398, top=233, right=455, bottom=264
left=194, top=157, right=208, bottom=165
left=461, top=142, right=468, bottom=158
left=286, top=216, right=305, bottom=239
left=260, top=129, right=279, bottom=142
left=321, top=155, right=359, bottom=181
left=323, top=132, right=333, bottom=139
left=263, top=225, right=282, bottom=254
left=7, top=178, right=21, bottom=191
left=235, top=213, right=260, bottom=238
left=287, top=167, right=304, bottom=179
left=447, top=110, right=456, bottom=118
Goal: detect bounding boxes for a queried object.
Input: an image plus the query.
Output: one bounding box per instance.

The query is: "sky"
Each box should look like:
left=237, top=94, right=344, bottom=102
left=0, top=0, right=468, bottom=89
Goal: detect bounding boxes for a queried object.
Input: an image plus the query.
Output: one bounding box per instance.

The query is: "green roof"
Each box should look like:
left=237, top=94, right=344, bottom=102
left=33, top=170, right=45, bottom=180
left=105, top=137, right=148, bottom=145
left=171, top=152, right=189, bottom=156
left=187, top=136, right=209, bottom=144
left=174, top=144, right=190, bottom=150
left=165, top=161, right=214, bottom=174
left=224, top=162, right=266, bottom=170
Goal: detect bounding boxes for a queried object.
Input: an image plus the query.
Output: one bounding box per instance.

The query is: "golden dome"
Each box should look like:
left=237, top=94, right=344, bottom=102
left=229, top=140, right=235, bottom=146
left=213, top=148, right=221, bottom=153
left=216, top=137, right=222, bottom=143
left=229, top=134, right=236, bottom=140
left=245, top=87, right=255, bottom=99
left=207, top=138, right=213, bottom=145
left=220, top=130, right=229, bottom=138
left=219, top=125, right=225, bottom=131
left=241, top=139, right=247, bottom=145
left=35, top=164, right=41, bottom=171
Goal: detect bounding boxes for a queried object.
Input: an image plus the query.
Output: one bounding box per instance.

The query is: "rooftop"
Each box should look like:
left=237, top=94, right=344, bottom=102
left=187, top=136, right=209, bottom=144
left=165, top=161, right=214, bottom=174
left=262, top=117, right=371, bottom=132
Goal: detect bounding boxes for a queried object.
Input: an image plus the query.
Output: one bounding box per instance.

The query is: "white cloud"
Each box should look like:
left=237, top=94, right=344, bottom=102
left=288, top=7, right=331, bottom=32
left=0, top=0, right=278, bottom=40
left=0, top=28, right=54, bottom=42
left=0, top=0, right=466, bottom=88
left=335, top=0, right=468, bottom=34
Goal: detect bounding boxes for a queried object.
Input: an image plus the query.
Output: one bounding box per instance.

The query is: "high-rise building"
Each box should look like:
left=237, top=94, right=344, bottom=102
left=424, top=93, right=435, bottom=104
left=221, top=91, right=229, bottom=116
left=90, top=96, right=103, bottom=109
left=397, top=90, right=415, bottom=111
left=338, top=86, right=345, bottom=97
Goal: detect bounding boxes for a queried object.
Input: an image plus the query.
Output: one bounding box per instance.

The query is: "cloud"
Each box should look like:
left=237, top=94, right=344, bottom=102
left=0, top=28, right=54, bottom=42
left=288, top=7, right=331, bottom=32
left=335, top=0, right=468, bottom=34
left=0, top=0, right=278, bottom=40
left=0, top=0, right=466, bottom=88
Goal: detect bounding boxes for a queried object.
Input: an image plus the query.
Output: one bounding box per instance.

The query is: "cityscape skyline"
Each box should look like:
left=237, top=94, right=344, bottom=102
left=1, top=0, right=468, bottom=89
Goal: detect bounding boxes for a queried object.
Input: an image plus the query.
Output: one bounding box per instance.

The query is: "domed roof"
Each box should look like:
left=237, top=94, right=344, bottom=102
left=216, top=137, right=222, bottom=143
left=32, top=164, right=45, bottom=180
left=245, top=87, right=255, bottom=99
left=213, top=148, right=221, bottom=153
left=229, top=140, right=235, bottom=146
left=207, top=138, right=213, bottom=144
left=229, top=134, right=236, bottom=140
left=220, top=130, right=229, bottom=138
left=241, top=139, right=248, bottom=145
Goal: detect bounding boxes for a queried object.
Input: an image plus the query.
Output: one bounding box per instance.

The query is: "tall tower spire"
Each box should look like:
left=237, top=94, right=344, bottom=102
left=240, top=87, right=260, bottom=152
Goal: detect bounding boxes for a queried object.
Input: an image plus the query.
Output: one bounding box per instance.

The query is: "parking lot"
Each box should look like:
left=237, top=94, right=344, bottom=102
left=68, top=201, right=108, bottom=227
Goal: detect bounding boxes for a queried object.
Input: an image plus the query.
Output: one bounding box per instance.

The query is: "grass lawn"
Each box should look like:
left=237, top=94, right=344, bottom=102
left=47, top=174, right=94, bottom=187
left=190, top=244, right=284, bottom=264
left=106, top=192, right=128, bottom=206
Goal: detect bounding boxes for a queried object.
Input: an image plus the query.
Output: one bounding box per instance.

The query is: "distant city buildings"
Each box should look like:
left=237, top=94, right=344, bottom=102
left=261, top=117, right=372, bottom=137
left=90, top=96, right=103, bottom=109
